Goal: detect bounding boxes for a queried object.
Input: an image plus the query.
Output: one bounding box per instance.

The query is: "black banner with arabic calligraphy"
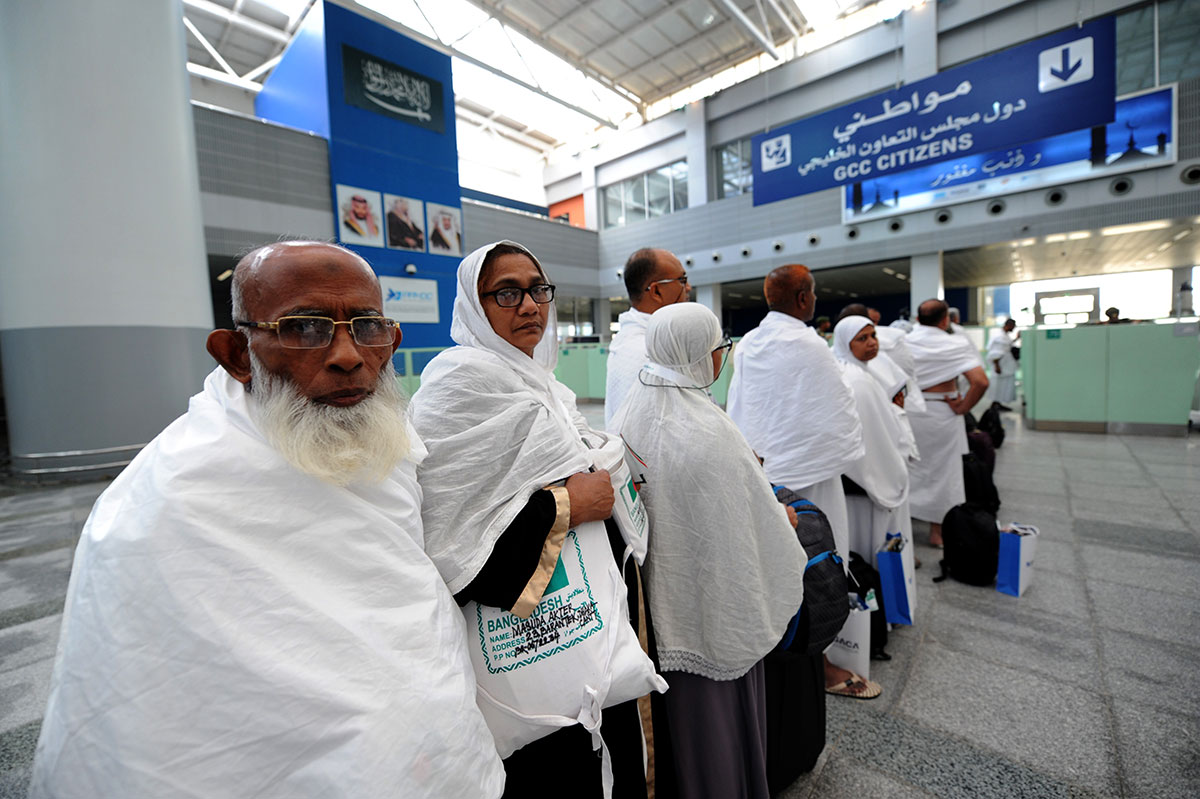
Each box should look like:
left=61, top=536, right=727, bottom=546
left=342, top=44, right=444, bottom=133
left=752, top=16, right=1115, bottom=205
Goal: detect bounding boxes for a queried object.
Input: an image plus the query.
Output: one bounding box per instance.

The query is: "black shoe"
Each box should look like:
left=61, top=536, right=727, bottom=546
left=871, top=650, right=893, bottom=662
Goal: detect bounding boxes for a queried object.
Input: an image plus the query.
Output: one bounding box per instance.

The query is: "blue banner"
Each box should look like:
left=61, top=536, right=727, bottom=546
left=753, top=16, right=1116, bottom=205
left=842, top=86, right=1173, bottom=219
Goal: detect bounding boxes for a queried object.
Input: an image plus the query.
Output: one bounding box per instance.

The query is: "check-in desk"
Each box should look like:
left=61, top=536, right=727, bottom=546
left=1022, top=321, right=1200, bottom=436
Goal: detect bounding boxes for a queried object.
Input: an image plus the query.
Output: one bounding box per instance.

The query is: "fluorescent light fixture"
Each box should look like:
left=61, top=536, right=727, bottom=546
left=1173, top=229, right=1191, bottom=241
left=882, top=267, right=896, bottom=275
left=1067, top=231, right=1091, bottom=240
left=1045, top=234, right=1067, bottom=243
left=1100, top=221, right=1171, bottom=236
left=1019, top=238, right=1036, bottom=247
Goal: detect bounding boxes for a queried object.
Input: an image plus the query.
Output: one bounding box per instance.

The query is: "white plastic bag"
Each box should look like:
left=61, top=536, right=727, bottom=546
left=825, top=602, right=871, bottom=679
left=464, top=520, right=667, bottom=762
left=590, top=437, right=650, bottom=565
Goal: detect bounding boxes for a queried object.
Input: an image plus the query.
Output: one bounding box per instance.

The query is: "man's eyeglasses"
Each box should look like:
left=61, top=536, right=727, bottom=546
left=480, top=284, right=556, bottom=308
left=236, top=316, right=399, bottom=349
left=646, top=275, right=690, bottom=292
left=713, top=335, right=733, bottom=355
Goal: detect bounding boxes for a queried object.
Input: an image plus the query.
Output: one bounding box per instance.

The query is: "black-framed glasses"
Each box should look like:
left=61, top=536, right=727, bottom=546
left=480, top=284, right=556, bottom=308
left=235, top=315, right=399, bottom=349
left=646, top=274, right=690, bottom=292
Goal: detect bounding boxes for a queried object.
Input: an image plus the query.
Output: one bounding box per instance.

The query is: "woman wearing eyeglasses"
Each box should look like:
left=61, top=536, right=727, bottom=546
left=410, top=241, right=663, bottom=799
left=613, top=303, right=806, bottom=799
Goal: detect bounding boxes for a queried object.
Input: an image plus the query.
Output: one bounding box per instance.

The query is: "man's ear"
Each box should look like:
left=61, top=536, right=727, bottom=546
left=207, top=329, right=252, bottom=384
left=391, top=324, right=403, bottom=352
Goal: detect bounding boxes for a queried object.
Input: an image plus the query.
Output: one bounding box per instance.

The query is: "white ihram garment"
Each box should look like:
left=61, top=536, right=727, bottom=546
left=832, top=318, right=917, bottom=618
left=986, top=329, right=1018, bottom=403
left=905, top=325, right=982, bottom=523
left=604, top=307, right=652, bottom=431
left=728, top=311, right=864, bottom=563
left=29, top=368, right=504, bottom=799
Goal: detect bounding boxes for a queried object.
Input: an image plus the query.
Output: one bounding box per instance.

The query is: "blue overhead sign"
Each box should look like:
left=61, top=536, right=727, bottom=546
left=752, top=16, right=1116, bottom=205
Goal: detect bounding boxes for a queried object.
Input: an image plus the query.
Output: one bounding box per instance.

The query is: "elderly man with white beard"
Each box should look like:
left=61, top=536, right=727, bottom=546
left=28, top=242, right=505, bottom=799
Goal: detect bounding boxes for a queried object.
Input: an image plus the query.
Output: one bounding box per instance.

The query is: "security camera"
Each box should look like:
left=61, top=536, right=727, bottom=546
left=405, top=263, right=418, bottom=275
left=685, top=257, right=694, bottom=266
left=616, top=269, right=624, bottom=278
left=741, top=247, right=752, bottom=257
left=772, top=241, right=784, bottom=251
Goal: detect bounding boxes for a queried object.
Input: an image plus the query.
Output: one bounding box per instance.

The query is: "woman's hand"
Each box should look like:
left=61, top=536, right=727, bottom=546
left=786, top=504, right=799, bottom=529
left=565, top=470, right=615, bottom=527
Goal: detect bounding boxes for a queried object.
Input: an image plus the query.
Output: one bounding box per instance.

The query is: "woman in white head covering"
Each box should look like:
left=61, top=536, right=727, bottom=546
left=831, top=315, right=918, bottom=621
left=615, top=303, right=806, bottom=799
left=410, top=241, right=662, bottom=798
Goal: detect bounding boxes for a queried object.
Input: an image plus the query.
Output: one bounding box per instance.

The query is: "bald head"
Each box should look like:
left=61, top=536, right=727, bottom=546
left=836, top=302, right=870, bottom=325
left=232, top=241, right=377, bottom=322
left=764, top=264, right=816, bottom=322
left=917, top=299, right=949, bottom=328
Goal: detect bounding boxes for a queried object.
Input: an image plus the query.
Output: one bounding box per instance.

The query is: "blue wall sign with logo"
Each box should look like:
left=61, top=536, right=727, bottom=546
left=256, top=1, right=461, bottom=349
left=752, top=16, right=1116, bottom=206
left=842, top=85, right=1174, bottom=220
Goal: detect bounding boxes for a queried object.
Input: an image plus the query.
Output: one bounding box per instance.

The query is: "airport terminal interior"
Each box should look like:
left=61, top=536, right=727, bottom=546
left=2, top=0, right=1199, bottom=796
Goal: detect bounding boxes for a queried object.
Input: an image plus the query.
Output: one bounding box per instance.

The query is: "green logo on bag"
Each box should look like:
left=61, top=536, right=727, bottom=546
left=625, top=477, right=637, bottom=503
left=544, top=553, right=569, bottom=594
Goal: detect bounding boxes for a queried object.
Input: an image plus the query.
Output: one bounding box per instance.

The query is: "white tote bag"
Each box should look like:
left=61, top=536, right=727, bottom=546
left=825, top=602, right=871, bottom=679
left=590, top=437, right=650, bottom=565
left=463, top=520, right=667, bottom=764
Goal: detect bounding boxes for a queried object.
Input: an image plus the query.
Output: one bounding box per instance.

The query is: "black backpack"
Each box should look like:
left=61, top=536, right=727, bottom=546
left=978, top=403, right=1006, bottom=448
left=962, top=452, right=1000, bottom=513
left=934, top=503, right=1000, bottom=586
left=774, top=487, right=850, bottom=655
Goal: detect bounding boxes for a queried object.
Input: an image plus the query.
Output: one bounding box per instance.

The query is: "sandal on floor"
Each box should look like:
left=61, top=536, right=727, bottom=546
left=825, top=674, right=882, bottom=700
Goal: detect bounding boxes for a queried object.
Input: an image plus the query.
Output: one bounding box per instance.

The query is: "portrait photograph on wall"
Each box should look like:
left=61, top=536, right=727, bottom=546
left=384, top=194, right=426, bottom=251
left=426, top=203, right=462, bottom=256
left=335, top=184, right=384, bottom=248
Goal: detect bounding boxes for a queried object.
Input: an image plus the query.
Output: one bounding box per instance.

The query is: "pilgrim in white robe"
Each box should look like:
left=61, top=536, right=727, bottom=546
left=29, top=368, right=505, bottom=799
left=728, top=311, right=864, bottom=562
left=604, top=307, right=652, bottom=431
left=833, top=317, right=917, bottom=621
left=986, top=329, right=1018, bottom=403
left=905, top=324, right=983, bottom=523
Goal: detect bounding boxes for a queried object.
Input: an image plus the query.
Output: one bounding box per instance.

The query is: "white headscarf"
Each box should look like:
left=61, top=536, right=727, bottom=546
left=615, top=304, right=806, bottom=680
left=411, top=241, right=601, bottom=593
left=832, top=316, right=911, bottom=508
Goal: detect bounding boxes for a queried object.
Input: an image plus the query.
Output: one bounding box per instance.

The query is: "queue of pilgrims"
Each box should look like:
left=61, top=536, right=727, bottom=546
left=28, top=239, right=996, bottom=799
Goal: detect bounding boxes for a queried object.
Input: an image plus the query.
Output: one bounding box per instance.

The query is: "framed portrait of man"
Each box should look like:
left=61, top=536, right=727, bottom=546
left=425, top=203, right=462, bottom=257
left=383, top=194, right=426, bottom=252
left=335, top=184, right=384, bottom=248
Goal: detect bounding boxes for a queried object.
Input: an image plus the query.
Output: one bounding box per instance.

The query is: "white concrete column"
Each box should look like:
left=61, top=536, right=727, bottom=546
left=0, top=0, right=214, bottom=476
left=593, top=297, right=612, bottom=342
left=910, top=252, right=945, bottom=311
left=581, top=152, right=600, bottom=231
left=685, top=98, right=709, bottom=208
left=902, top=2, right=938, bottom=84
left=695, top=284, right=723, bottom=328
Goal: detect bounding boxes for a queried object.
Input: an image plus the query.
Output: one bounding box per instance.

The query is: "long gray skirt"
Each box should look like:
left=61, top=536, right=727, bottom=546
left=660, top=660, right=770, bottom=799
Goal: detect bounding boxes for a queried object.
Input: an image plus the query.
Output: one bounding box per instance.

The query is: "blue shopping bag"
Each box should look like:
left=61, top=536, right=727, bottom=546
left=996, top=524, right=1039, bottom=597
left=876, top=533, right=914, bottom=626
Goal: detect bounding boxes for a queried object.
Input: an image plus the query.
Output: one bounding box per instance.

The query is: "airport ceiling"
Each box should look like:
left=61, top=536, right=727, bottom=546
left=181, top=0, right=870, bottom=152
left=720, top=218, right=1200, bottom=310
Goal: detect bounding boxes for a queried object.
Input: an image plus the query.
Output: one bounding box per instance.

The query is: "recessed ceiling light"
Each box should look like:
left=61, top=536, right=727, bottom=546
left=1045, top=234, right=1067, bottom=243
left=1173, top=229, right=1191, bottom=241
left=1100, top=221, right=1171, bottom=236
left=882, top=267, right=896, bottom=275
left=1067, top=231, right=1091, bottom=240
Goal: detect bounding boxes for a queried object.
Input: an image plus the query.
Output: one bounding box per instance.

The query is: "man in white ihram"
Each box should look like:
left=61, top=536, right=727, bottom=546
left=28, top=242, right=504, bottom=798
left=986, top=318, right=1019, bottom=408
left=604, top=247, right=690, bottom=431
left=906, top=299, right=989, bottom=548
left=728, top=264, right=877, bottom=697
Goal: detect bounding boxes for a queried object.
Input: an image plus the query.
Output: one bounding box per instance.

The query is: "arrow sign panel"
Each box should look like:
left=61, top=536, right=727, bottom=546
left=1039, top=37, right=1094, bottom=92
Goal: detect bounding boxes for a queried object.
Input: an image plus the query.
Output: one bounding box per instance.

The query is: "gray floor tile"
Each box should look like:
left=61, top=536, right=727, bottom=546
left=0, top=720, right=40, bottom=799
left=1099, top=627, right=1200, bottom=717
left=0, top=550, right=75, bottom=624
left=1109, top=699, right=1200, bottom=799
left=1089, top=579, right=1200, bottom=646
left=925, top=600, right=1099, bottom=690
left=0, top=659, right=54, bottom=734
left=1149, top=474, right=1200, bottom=493
left=897, top=644, right=1120, bottom=793
left=1029, top=538, right=1079, bottom=576
left=1066, top=470, right=1155, bottom=489
left=804, top=753, right=935, bottom=799
left=1070, top=500, right=1188, bottom=531
left=0, top=617, right=61, bottom=677
left=1080, top=544, right=1200, bottom=599
left=999, top=475, right=1069, bottom=496
left=1072, top=518, right=1200, bottom=557
left=1065, top=482, right=1167, bottom=506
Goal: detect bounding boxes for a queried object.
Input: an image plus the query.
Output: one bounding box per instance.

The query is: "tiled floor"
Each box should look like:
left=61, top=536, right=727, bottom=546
left=1, top=413, right=1198, bottom=797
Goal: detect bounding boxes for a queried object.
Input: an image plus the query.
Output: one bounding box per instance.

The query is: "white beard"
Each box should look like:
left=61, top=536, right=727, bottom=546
left=248, top=356, right=411, bottom=486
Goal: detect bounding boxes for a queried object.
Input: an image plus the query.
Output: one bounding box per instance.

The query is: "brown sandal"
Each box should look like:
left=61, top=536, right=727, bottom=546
left=825, top=673, right=882, bottom=700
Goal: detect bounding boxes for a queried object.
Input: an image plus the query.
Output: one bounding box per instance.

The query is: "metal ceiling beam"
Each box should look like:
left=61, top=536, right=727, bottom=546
left=542, top=0, right=609, bottom=36
left=609, top=18, right=748, bottom=87
left=187, top=62, right=264, bottom=92
left=460, top=0, right=644, bottom=107
left=182, top=0, right=291, bottom=44
left=577, top=0, right=698, bottom=62
left=764, top=0, right=801, bottom=37
left=183, top=15, right=238, bottom=77
left=713, top=0, right=781, bottom=59
left=455, top=105, right=557, bottom=153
